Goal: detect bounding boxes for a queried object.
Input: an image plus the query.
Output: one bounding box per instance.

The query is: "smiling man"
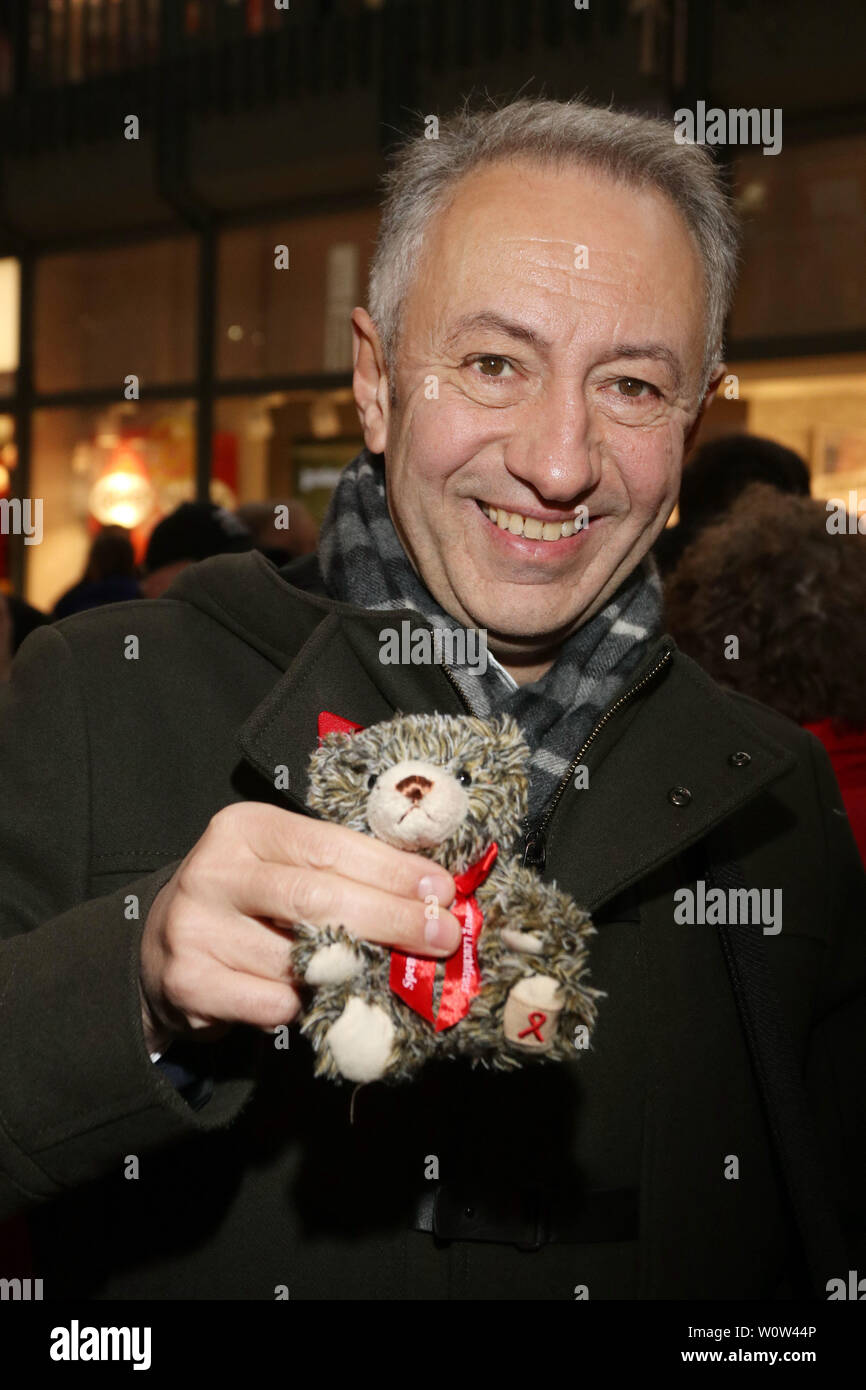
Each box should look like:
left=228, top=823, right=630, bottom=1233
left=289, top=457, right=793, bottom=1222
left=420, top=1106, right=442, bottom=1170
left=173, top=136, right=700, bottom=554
left=357, top=160, right=707, bottom=661
left=0, top=98, right=864, bottom=1304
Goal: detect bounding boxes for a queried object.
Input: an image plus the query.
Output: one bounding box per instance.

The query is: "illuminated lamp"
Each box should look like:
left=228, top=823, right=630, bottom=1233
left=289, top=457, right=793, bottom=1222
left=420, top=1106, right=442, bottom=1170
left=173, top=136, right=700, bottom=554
left=88, top=444, right=156, bottom=528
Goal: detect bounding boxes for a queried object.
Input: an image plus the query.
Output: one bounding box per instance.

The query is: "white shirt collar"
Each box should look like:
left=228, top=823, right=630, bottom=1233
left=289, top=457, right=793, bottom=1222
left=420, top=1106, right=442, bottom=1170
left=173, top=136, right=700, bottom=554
left=485, top=647, right=519, bottom=692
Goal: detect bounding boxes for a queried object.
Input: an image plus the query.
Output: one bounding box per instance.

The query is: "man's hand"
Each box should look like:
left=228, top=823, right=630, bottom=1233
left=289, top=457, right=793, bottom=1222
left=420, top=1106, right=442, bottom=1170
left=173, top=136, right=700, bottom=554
left=138, top=802, right=458, bottom=1054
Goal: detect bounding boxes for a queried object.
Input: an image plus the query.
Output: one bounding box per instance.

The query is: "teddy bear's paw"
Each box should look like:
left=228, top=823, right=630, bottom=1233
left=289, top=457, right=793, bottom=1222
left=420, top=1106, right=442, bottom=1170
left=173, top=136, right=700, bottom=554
left=502, top=974, right=565, bottom=1053
left=325, top=997, right=397, bottom=1083
left=303, top=941, right=364, bottom=986
left=500, top=927, right=545, bottom=955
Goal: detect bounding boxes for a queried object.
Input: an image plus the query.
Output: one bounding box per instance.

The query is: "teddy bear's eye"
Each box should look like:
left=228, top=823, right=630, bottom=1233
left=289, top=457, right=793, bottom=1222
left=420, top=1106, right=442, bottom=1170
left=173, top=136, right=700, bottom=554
left=456, top=769, right=472, bottom=787
left=367, top=772, right=379, bottom=790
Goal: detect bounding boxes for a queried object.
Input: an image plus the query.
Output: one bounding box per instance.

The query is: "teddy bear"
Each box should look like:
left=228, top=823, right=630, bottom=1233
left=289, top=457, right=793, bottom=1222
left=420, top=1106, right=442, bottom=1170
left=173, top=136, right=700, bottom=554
left=289, top=711, right=600, bottom=1085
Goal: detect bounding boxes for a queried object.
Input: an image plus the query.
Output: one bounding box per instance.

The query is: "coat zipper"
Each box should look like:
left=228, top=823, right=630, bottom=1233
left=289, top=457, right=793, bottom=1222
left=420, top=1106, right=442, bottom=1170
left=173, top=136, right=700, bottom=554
left=441, top=645, right=674, bottom=871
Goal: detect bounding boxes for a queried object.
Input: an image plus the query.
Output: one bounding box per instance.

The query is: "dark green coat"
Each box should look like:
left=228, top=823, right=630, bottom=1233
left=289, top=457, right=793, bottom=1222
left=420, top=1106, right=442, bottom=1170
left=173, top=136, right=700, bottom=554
left=0, top=551, right=863, bottom=1300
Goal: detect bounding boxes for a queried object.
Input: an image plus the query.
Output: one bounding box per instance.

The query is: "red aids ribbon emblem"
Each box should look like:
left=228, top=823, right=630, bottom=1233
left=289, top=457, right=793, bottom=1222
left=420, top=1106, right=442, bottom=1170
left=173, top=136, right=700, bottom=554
left=390, top=842, right=499, bottom=1031
left=317, top=711, right=364, bottom=744
left=517, top=1011, right=548, bottom=1042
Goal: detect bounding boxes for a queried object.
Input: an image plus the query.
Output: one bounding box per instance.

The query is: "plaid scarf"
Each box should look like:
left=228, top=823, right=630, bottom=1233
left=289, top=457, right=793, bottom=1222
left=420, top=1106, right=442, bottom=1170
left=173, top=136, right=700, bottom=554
left=318, top=449, right=663, bottom=825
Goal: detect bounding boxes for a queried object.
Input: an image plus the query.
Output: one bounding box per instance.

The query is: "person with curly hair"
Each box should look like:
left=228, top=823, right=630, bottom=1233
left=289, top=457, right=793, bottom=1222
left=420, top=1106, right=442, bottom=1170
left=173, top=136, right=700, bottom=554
left=665, top=481, right=866, bottom=863
left=653, top=433, right=811, bottom=577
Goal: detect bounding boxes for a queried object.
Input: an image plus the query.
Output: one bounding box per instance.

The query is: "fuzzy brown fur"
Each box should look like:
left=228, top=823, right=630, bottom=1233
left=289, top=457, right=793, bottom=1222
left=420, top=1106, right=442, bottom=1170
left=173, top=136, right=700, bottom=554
left=292, top=712, right=600, bottom=1084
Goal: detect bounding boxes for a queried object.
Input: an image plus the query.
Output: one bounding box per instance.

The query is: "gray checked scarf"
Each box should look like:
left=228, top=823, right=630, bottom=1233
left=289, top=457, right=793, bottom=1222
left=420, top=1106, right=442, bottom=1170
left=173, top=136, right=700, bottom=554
left=318, top=449, right=664, bottom=826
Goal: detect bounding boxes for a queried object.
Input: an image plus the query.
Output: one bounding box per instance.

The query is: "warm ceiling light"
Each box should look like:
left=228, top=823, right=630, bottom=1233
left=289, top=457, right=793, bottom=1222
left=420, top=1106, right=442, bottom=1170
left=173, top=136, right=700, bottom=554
left=737, top=180, right=767, bottom=213
left=88, top=445, right=155, bottom=528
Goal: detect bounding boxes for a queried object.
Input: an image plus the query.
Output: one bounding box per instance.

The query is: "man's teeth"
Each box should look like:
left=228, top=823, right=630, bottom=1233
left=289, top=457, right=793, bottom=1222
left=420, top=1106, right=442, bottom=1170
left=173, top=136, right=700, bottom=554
left=480, top=502, right=578, bottom=540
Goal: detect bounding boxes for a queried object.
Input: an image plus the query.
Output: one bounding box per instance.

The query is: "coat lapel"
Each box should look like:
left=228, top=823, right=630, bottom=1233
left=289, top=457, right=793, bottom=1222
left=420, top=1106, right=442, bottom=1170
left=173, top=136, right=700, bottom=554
left=544, top=645, right=797, bottom=911
left=237, top=608, right=467, bottom=811
left=237, top=584, right=796, bottom=908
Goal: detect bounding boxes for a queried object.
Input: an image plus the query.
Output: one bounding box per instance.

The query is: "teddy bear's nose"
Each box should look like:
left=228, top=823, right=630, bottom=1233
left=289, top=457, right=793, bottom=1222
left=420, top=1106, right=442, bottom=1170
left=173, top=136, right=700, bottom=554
left=395, top=774, right=434, bottom=803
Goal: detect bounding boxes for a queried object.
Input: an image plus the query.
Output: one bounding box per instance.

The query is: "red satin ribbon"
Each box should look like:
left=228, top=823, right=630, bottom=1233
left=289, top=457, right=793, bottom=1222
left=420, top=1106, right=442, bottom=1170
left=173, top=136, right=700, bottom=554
left=318, top=710, right=364, bottom=743
left=390, top=842, right=499, bottom=1031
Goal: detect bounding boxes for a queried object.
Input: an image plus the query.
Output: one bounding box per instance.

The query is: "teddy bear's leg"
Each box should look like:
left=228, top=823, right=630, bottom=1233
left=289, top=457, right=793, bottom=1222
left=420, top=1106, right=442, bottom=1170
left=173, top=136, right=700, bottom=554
left=303, top=941, right=364, bottom=986
left=324, top=996, right=397, bottom=1083
left=499, top=927, right=545, bottom=955
left=502, top=974, right=565, bottom=1053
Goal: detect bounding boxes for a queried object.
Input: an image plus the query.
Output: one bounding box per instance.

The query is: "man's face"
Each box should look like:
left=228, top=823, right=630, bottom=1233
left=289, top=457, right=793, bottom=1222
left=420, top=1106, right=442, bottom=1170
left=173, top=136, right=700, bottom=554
left=363, top=160, right=713, bottom=654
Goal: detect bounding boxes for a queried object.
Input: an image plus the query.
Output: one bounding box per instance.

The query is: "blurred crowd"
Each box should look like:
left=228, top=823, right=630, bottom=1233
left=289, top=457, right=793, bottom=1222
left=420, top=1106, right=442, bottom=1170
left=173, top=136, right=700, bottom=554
left=0, top=495, right=318, bottom=678
left=2, top=445, right=864, bottom=863
left=659, top=435, right=866, bottom=864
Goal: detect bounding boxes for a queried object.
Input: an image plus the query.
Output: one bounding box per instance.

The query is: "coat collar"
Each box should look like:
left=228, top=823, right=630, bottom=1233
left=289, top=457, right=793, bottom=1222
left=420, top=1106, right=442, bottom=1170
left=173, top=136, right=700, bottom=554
left=230, top=561, right=795, bottom=910
left=237, top=604, right=468, bottom=801
left=540, top=643, right=796, bottom=910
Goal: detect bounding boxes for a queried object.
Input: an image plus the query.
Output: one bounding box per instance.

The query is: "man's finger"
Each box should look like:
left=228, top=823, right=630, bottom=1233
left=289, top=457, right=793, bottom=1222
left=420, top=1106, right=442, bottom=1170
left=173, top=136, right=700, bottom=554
left=233, top=805, right=456, bottom=905
left=176, top=963, right=303, bottom=1033
left=206, top=914, right=298, bottom=982
left=231, top=862, right=461, bottom=956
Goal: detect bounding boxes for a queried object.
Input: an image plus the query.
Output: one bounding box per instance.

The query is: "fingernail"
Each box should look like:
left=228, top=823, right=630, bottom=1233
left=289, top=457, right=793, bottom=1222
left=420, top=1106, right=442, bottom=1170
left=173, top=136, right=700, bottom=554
left=418, top=872, right=453, bottom=904
left=424, top=914, right=459, bottom=951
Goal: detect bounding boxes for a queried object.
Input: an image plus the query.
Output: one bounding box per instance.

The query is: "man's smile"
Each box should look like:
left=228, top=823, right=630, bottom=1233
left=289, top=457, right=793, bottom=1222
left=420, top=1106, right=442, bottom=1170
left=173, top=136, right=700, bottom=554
left=472, top=496, right=603, bottom=554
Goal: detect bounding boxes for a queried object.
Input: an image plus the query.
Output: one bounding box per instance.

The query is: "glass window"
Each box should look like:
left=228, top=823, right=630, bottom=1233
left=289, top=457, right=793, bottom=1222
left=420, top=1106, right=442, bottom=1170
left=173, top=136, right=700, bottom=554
left=0, top=413, right=17, bottom=588
left=35, top=237, right=198, bottom=393
left=697, top=355, right=866, bottom=512
left=214, top=390, right=362, bottom=558
left=216, top=208, right=379, bottom=380
left=0, top=258, right=20, bottom=397
left=730, top=135, right=866, bottom=344
left=28, top=400, right=195, bottom=611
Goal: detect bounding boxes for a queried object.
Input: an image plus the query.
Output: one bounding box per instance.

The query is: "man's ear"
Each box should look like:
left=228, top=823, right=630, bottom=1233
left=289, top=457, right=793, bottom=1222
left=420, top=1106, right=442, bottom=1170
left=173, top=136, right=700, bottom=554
left=351, top=307, right=390, bottom=456
left=684, top=362, right=726, bottom=455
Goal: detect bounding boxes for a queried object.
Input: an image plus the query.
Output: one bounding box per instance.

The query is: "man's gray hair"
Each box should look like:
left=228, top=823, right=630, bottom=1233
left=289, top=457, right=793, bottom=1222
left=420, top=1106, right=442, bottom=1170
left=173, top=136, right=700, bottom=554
left=368, top=97, right=740, bottom=398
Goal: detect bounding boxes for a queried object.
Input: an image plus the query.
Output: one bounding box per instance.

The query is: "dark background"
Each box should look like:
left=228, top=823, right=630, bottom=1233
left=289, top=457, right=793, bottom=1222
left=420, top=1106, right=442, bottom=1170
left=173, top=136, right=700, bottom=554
left=0, top=0, right=864, bottom=609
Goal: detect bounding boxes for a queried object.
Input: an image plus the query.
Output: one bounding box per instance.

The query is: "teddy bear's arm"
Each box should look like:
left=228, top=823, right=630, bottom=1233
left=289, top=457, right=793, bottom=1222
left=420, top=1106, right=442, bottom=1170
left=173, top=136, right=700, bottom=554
left=468, top=859, right=601, bottom=1065
left=481, top=858, right=594, bottom=953
left=289, top=921, right=369, bottom=984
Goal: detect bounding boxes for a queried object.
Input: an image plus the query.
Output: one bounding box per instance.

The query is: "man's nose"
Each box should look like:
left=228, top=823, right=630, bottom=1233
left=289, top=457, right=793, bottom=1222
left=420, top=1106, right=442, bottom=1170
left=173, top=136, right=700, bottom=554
left=396, top=774, right=434, bottom=803
left=510, top=380, right=599, bottom=502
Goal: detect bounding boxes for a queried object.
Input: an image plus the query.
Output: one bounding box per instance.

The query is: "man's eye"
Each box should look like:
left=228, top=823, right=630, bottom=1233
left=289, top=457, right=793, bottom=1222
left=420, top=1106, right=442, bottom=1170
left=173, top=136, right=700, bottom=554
left=614, top=377, right=657, bottom=398
left=468, top=355, right=513, bottom=379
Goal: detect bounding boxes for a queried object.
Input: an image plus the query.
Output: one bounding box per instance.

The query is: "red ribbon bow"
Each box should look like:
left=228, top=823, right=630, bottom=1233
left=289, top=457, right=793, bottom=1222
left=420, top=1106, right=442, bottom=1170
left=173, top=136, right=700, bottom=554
left=390, top=841, right=499, bottom=1031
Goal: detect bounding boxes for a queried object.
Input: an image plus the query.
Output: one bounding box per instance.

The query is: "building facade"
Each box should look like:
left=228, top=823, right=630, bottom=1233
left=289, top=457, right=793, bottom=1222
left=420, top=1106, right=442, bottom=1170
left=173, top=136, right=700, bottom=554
left=0, top=0, right=864, bottom=608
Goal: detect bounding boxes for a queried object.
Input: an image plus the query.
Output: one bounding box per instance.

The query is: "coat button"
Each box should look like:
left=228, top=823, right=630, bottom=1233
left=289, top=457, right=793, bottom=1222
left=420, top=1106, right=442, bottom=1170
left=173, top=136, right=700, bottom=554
left=668, top=786, right=692, bottom=807
left=729, top=751, right=751, bottom=768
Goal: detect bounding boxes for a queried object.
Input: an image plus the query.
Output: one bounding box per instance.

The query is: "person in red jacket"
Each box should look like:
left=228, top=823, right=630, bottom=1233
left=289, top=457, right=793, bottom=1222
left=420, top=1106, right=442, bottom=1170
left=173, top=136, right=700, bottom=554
left=664, top=480, right=866, bottom=865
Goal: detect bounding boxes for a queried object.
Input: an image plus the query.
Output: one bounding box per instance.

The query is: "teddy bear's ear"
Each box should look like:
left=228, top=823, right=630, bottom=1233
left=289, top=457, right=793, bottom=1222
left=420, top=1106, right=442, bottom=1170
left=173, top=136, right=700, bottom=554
left=493, top=713, right=529, bottom=753
left=308, top=730, right=361, bottom=789
left=306, top=731, right=373, bottom=824
left=313, top=729, right=358, bottom=756
left=317, top=711, right=364, bottom=744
